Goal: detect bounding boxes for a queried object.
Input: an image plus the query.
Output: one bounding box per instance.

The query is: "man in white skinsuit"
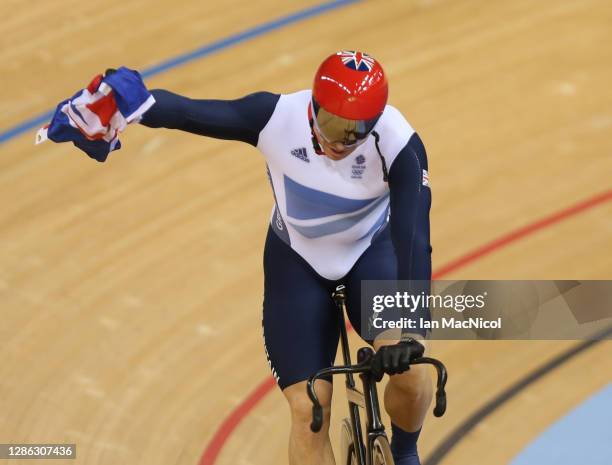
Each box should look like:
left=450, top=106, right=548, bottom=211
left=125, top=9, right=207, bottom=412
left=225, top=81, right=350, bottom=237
left=82, top=51, right=434, bottom=465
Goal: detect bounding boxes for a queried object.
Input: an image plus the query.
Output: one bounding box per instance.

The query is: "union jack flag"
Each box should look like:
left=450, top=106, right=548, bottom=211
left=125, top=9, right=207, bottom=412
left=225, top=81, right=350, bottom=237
left=337, top=50, right=375, bottom=71
left=35, top=67, right=154, bottom=162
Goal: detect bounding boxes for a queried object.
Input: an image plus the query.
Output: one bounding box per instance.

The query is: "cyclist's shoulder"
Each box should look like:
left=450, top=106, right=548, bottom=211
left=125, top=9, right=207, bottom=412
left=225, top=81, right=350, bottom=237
left=375, top=105, right=417, bottom=166
left=259, top=90, right=310, bottom=131
left=378, top=104, right=416, bottom=138
left=242, top=90, right=281, bottom=103
left=235, top=91, right=281, bottom=116
left=276, top=89, right=311, bottom=107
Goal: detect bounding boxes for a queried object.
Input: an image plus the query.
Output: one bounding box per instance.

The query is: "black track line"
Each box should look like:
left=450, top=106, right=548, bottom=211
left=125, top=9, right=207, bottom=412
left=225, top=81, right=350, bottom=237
left=424, top=325, right=612, bottom=465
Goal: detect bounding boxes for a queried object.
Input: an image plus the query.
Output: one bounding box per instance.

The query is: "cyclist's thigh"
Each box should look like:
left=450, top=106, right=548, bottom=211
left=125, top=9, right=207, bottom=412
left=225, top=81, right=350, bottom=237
left=262, top=227, right=338, bottom=391
left=344, top=226, right=398, bottom=341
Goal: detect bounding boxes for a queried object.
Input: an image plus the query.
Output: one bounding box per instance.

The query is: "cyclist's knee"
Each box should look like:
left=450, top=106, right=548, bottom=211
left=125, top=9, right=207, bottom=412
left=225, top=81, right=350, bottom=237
left=387, top=364, right=432, bottom=402
left=384, top=365, right=433, bottom=429
left=283, top=380, right=332, bottom=433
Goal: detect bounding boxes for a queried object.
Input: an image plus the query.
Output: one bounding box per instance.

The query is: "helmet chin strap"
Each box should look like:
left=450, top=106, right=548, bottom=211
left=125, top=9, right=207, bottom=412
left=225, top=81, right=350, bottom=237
left=372, top=130, right=389, bottom=183
left=308, top=102, right=325, bottom=155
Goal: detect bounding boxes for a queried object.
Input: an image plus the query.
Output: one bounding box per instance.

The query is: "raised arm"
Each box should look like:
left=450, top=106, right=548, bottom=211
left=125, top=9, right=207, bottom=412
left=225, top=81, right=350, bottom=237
left=140, top=89, right=280, bottom=146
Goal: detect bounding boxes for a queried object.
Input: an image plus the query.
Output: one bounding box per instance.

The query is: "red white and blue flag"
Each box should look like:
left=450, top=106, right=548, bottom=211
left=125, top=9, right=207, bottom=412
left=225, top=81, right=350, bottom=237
left=337, top=50, right=375, bottom=72
left=36, top=67, right=154, bottom=162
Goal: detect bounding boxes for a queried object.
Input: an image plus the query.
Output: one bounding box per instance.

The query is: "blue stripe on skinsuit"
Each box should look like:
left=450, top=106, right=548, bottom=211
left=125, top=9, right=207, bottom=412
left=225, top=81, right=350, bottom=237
left=509, top=383, right=612, bottom=465
left=284, top=175, right=379, bottom=220
left=358, top=204, right=389, bottom=241
left=266, top=165, right=291, bottom=245
left=288, top=194, right=389, bottom=238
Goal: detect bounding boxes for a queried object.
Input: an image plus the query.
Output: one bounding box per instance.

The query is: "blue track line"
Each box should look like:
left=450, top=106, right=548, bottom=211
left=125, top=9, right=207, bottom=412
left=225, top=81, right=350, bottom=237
left=0, top=0, right=360, bottom=145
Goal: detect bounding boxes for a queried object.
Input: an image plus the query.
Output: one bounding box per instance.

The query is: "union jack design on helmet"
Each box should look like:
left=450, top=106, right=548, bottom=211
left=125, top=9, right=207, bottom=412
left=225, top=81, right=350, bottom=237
left=337, top=50, right=376, bottom=72
left=312, top=50, right=388, bottom=120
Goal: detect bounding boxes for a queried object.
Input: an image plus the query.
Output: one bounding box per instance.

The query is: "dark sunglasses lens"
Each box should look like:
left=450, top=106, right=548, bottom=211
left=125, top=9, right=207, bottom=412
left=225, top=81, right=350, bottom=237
left=313, top=101, right=378, bottom=145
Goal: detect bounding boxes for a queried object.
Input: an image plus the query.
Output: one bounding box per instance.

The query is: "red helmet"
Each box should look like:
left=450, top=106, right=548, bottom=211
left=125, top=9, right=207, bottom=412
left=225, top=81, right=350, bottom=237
left=311, top=51, right=388, bottom=145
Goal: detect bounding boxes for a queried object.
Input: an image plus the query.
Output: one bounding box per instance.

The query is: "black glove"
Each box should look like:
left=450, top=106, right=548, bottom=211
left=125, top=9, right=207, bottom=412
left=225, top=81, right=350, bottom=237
left=370, top=339, right=425, bottom=382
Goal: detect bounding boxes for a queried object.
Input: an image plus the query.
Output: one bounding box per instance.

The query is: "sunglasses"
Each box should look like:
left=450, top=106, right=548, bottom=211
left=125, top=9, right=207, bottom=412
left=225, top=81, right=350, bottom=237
left=312, top=99, right=380, bottom=147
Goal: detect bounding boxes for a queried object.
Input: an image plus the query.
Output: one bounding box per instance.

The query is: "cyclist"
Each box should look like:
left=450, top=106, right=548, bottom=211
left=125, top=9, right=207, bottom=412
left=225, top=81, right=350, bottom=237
left=84, top=51, right=433, bottom=465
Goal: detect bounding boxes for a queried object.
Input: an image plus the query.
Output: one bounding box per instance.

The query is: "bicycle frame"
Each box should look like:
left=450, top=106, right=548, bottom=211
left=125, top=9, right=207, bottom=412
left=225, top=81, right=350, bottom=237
left=337, top=287, right=384, bottom=465
left=307, top=285, right=448, bottom=465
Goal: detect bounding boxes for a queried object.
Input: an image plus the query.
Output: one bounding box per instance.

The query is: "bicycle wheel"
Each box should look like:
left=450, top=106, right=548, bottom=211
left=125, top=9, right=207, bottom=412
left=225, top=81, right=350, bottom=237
left=372, top=435, right=395, bottom=465
left=340, top=418, right=358, bottom=465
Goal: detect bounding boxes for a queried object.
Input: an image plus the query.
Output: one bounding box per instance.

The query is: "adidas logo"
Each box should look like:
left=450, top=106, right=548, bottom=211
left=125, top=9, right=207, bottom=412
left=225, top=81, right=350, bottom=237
left=290, top=147, right=309, bottom=163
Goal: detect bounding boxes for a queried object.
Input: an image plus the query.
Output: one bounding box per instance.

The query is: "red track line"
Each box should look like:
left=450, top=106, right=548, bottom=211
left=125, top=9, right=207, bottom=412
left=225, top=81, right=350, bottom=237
left=432, top=189, right=612, bottom=278
left=199, top=377, right=277, bottom=465
left=198, top=189, right=612, bottom=465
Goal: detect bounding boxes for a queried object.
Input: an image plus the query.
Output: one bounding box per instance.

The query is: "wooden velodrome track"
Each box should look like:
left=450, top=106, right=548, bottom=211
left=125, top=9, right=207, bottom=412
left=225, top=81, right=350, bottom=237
left=1, top=0, right=611, bottom=464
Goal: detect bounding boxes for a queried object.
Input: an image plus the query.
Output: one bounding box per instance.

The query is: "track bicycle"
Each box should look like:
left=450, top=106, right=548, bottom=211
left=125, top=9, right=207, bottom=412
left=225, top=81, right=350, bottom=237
left=307, top=285, right=448, bottom=465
